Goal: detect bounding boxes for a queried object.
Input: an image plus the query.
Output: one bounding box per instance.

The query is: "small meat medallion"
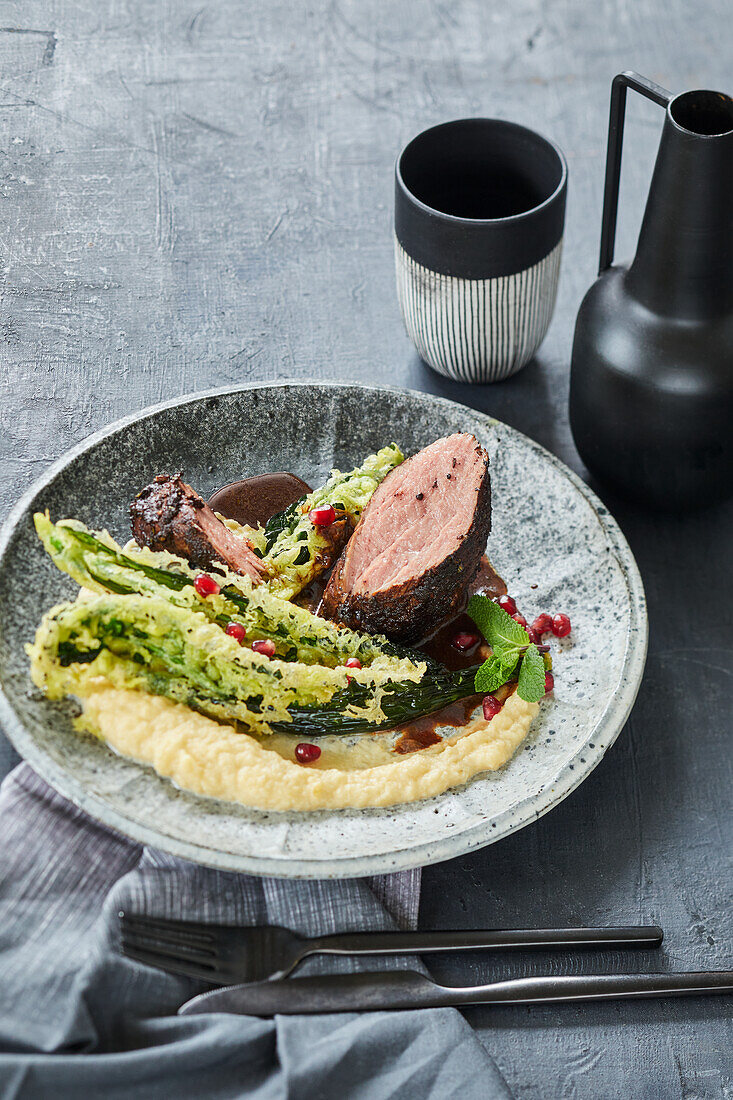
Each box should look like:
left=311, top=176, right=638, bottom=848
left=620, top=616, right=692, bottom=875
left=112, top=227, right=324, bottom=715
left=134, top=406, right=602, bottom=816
left=130, top=474, right=268, bottom=582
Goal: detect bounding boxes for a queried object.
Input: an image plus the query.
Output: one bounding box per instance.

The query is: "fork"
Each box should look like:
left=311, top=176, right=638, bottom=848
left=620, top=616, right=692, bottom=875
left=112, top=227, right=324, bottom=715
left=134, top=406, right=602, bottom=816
left=119, top=913, right=663, bottom=986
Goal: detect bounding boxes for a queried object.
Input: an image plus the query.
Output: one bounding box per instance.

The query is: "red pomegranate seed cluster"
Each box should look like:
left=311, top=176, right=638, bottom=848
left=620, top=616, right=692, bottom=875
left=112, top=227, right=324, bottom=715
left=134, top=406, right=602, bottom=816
left=344, top=656, right=362, bottom=682
left=251, top=638, right=276, bottom=658
left=225, top=621, right=246, bottom=643
left=531, top=613, right=553, bottom=636
left=193, top=573, right=220, bottom=597
left=489, top=592, right=572, bottom=700
left=494, top=594, right=572, bottom=643
left=295, top=742, right=321, bottom=764
left=482, top=695, right=502, bottom=721
left=551, top=613, right=572, bottom=638
left=309, top=504, right=336, bottom=526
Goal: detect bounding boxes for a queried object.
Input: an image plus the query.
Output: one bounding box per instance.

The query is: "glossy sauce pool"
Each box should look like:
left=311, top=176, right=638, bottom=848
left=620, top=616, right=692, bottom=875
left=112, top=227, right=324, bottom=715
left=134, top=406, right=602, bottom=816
left=209, top=472, right=311, bottom=529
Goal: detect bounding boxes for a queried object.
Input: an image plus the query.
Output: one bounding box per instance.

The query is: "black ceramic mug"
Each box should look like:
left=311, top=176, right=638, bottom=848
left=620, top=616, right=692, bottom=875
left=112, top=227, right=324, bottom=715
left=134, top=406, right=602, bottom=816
left=395, top=119, right=567, bottom=382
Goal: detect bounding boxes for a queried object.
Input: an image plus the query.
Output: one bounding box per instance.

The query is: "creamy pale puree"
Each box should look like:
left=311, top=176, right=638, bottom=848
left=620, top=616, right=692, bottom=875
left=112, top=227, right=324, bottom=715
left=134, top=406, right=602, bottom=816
left=75, top=681, right=539, bottom=811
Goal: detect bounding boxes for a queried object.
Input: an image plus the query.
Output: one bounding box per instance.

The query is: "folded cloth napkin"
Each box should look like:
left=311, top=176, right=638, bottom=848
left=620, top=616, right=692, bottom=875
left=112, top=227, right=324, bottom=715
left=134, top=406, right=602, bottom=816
left=0, top=764, right=511, bottom=1099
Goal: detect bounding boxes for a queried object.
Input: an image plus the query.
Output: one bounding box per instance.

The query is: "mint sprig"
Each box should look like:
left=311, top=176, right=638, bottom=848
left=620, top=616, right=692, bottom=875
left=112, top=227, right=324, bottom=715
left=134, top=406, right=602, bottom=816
left=466, top=595, right=529, bottom=659
left=516, top=643, right=546, bottom=702
left=474, top=654, right=517, bottom=694
left=467, top=594, right=546, bottom=703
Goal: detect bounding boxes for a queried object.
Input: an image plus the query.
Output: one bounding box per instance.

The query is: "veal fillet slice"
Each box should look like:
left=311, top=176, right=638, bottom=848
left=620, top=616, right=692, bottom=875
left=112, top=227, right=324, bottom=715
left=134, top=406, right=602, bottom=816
left=322, top=434, right=491, bottom=643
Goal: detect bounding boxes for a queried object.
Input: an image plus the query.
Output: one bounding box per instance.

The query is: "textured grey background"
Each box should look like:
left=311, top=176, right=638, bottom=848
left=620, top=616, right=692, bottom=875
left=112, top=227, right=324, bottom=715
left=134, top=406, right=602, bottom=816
left=0, top=1, right=730, bottom=1096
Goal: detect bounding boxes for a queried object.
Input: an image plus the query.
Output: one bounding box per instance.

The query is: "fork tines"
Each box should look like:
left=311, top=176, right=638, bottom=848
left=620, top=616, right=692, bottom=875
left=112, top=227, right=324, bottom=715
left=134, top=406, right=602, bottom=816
left=120, top=912, right=220, bottom=984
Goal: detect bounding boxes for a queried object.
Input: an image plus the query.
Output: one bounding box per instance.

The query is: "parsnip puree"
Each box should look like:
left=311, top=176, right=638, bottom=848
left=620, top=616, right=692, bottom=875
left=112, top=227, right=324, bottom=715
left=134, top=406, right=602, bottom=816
left=76, top=682, right=539, bottom=811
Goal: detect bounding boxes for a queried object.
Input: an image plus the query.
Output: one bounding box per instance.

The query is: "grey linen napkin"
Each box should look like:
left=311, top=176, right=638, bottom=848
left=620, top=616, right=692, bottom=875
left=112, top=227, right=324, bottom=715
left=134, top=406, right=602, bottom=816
left=0, top=764, right=511, bottom=1099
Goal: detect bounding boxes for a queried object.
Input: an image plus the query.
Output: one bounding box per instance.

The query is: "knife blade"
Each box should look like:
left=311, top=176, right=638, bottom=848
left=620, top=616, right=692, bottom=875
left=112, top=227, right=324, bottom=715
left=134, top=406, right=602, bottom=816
left=178, top=968, right=733, bottom=1017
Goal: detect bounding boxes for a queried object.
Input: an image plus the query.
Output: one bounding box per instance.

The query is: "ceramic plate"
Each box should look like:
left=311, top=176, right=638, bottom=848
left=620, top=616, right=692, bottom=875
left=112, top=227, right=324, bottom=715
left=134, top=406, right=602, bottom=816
left=0, top=382, right=647, bottom=878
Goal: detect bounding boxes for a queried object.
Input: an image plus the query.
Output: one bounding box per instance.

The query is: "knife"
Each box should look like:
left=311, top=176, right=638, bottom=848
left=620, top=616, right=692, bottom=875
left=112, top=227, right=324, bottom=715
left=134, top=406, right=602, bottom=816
left=179, top=968, right=733, bottom=1016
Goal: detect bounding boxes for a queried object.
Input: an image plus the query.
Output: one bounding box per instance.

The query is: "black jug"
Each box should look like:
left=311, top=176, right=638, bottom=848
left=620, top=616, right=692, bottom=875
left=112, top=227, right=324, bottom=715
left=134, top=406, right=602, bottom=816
left=569, top=72, right=733, bottom=510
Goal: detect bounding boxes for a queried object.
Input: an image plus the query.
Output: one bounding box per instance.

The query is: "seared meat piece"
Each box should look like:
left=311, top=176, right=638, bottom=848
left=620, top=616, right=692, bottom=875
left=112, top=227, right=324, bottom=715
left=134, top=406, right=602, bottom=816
left=322, top=434, right=491, bottom=643
left=130, top=474, right=269, bottom=582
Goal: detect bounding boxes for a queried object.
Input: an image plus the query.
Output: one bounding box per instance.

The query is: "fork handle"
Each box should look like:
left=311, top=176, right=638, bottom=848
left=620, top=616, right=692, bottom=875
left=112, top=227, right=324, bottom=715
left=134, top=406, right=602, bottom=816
left=307, top=925, right=663, bottom=958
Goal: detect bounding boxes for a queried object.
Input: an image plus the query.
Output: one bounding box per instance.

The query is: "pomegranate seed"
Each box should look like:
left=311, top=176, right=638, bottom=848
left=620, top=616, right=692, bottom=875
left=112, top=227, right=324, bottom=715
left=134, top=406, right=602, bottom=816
left=309, top=505, right=336, bottom=526
left=544, top=671, right=555, bottom=694
left=194, top=573, right=220, bottom=597
left=551, top=613, right=572, bottom=638
left=451, top=631, right=479, bottom=652
left=497, top=594, right=517, bottom=615
left=225, top=622, right=246, bottom=643
left=482, top=695, right=502, bottom=721
left=531, top=614, right=553, bottom=636
left=526, top=626, right=541, bottom=645
left=512, top=613, right=528, bottom=629
left=295, top=742, right=321, bottom=764
left=252, top=638, right=276, bottom=658
left=344, top=657, right=362, bottom=669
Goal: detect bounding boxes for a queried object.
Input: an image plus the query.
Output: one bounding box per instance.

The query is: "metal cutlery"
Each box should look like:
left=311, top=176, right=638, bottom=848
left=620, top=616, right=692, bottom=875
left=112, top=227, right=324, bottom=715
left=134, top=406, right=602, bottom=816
left=119, top=913, right=663, bottom=986
left=178, top=967, right=733, bottom=1017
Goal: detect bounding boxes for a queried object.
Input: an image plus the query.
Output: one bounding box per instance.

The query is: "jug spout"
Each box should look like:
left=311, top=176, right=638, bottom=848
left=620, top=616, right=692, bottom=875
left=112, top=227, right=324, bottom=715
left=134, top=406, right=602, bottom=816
left=626, top=89, right=733, bottom=320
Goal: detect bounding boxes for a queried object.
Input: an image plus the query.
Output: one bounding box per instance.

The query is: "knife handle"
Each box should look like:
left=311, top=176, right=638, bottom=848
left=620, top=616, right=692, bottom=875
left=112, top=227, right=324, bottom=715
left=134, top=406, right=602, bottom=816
left=452, top=970, right=733, bottom=1008
left=308, top=925, right=663, bottom=959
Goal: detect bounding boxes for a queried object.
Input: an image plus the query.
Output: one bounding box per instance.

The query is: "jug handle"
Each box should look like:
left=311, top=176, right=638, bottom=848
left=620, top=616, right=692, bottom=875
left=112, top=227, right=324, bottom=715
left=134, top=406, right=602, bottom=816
left=598, top=71, right=672, bottom=274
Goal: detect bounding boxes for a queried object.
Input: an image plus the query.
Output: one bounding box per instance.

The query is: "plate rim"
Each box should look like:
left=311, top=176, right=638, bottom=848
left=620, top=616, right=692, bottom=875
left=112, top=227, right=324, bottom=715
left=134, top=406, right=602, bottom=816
left=0, top=379, right=648, bottom=877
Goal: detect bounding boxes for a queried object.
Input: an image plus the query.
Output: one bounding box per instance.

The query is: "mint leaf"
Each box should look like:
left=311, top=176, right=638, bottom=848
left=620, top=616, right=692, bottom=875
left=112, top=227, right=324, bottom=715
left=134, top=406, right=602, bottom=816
left=474, top=654, right=517, bottom=694
left=517, top=644, right=546, bottom=702
left=466, top=593, right=504, bottom=640
left=467, top=594, right=529, bottom=659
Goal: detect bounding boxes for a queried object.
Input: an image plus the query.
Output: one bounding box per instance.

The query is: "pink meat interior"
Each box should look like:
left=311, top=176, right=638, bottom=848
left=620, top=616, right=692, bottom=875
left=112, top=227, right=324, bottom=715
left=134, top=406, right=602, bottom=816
left=341, top=433, right=488, bottom=595
left=197, top=500, right=267, bottom=581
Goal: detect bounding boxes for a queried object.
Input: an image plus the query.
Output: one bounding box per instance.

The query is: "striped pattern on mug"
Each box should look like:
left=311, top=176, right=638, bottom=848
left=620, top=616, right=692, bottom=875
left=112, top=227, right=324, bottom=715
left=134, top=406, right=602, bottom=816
left=395, top=239, right=563, bottom=383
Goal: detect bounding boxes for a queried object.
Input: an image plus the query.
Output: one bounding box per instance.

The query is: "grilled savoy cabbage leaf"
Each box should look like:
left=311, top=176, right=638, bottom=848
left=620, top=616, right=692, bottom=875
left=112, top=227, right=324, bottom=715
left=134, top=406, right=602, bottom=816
left=34, top=514, right=420, bottom=673
left=262, top=443, right=403, bottom=599
left=28, top=594, right=477, bottom=737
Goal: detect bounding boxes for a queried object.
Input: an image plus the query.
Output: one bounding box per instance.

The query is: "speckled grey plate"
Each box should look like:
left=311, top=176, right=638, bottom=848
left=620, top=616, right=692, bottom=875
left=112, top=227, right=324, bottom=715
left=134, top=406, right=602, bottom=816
left=0, top=382, right=647, bottom=878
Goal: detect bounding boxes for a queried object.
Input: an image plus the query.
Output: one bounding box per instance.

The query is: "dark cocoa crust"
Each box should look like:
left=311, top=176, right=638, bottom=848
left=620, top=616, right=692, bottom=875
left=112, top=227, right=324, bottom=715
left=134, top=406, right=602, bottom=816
left=130, top=474, right=200, bottom=559
left=322, top=443, right=491, bottom=644
left=130, top=473, right=268, bottom=578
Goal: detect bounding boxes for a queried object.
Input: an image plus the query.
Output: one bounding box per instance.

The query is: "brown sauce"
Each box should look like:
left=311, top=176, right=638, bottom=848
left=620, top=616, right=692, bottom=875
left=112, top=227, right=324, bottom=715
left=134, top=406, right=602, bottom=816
left=419, top=612, right=484, bottom=671
left=393, top=555, right=508, bottom=752
left=209, top=472, right=312, bottom=529
left=417, top=556, right=507, bottom=670
left=295, top=576, right=327, bottom=615
left=470, top=555, right=508, bottom=601
left=393, top=696, right=481, bottom=754
left=393, top=728, right=442, bottom=754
